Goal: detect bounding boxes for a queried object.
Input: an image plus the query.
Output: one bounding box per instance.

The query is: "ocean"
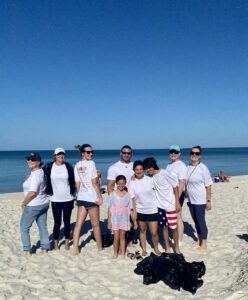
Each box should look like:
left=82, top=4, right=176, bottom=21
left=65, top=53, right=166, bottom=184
left=0, top=147, right=248, bottom=193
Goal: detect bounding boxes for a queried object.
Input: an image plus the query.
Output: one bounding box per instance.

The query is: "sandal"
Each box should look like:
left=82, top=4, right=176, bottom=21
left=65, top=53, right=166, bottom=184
left=127, top=252, right=136, bottom=260
left=135, top=251, right=143, bottom=260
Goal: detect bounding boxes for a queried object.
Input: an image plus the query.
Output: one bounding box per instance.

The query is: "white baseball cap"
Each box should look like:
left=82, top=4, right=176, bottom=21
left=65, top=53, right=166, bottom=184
left=54, top=147, right=65, bottom=155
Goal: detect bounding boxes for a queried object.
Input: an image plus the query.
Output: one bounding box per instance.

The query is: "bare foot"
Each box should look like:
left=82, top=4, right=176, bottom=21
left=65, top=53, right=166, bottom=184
left=165, top=247, right=171, bottom=254
left=37, top=249, right=48, bottom=255
left=73, top=246, right=79, bottom=256
left=23, top=251, right=31, bottom=256
left=174, top=247, right=181, bottom=254
left=54, top=240, right=59, bottom=251
left=113, top=253, right=118, bottom=259
left=192, top=240, right=201, bottom=247
left=198, top=245, right=207, bottom=251
left=154, top=249, right=161, bottom=256
left=65, top=240, right=70, bottom=251
left=142, top=250, right=148, bottom=256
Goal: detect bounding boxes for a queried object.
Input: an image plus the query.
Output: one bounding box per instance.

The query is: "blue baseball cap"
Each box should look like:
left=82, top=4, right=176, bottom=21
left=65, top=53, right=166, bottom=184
left=25, top=152, right=42, bottom=161
left=169, top=145, right=181, bottom=152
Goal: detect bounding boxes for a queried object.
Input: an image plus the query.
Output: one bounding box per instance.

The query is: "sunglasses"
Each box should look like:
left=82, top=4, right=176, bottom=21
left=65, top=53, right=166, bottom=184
left=169, top=150, right=179, bottom=155
left=84, top=151, right=94, bottom=154
left=27, top=158, right=36, bottom=162
left=190, top=151, right=200, bottom=156
left=121, top=151, right=132, bottom=155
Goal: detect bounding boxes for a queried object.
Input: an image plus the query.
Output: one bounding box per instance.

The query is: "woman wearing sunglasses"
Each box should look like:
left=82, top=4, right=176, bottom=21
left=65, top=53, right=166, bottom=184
left=186, top=146, right=213, bottom=250
left=20, top=152, right=49, bottom=255
left=73, top=144, right=103, bottom=255
left=43, top=148, right=75, bottom=251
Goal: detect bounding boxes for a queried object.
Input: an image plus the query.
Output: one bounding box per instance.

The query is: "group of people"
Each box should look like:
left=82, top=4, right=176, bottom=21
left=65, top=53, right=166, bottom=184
left=20, top=144, right=213, bottom=258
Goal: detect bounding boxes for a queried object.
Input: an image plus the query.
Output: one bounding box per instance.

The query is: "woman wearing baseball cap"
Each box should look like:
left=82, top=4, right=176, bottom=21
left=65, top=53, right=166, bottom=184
left=43, top=148, right=75, bottom=251
left=20, top=152, right=50, bottom=255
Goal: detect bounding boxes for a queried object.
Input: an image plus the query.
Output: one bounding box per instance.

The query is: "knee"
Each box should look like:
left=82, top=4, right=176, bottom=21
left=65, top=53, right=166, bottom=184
left=150, top=231, right=158, bottom=238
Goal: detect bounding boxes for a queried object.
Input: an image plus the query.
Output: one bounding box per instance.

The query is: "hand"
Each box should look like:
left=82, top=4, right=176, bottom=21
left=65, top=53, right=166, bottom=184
left=176, top=201, right=181, bottom=213
left=107, top=221, right=112, bottom=230
left=96, top=196, right=103, bottom=206
left=21, top=202, right=26, bottom=211
left=206, top=202, right=212, bottom=211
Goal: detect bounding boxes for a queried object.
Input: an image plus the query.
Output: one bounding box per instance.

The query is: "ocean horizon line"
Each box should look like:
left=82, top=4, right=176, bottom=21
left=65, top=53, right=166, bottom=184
left=1, top=146, right=248, bottom=152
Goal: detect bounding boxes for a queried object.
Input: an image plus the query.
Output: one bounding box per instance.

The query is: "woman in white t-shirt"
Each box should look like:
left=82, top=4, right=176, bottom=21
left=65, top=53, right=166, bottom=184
left=43, top=147, right=75, bottom=251
left=186, top=146, right=213, bottom=250
left=128, top=160, right=161, bottom=256
left=73, top=144, right=103, bottom=255
left=20, top=152, right=49, bottom=255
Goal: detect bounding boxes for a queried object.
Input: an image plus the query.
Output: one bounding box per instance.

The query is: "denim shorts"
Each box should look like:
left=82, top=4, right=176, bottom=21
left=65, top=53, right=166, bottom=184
left=137, top=212, right=158, bottom=222
left=77, top=200, right=98, bottom=209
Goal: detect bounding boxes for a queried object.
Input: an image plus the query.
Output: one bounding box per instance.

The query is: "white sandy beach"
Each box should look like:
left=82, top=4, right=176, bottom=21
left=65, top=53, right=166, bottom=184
left=0, top=176, right=247, bottom=300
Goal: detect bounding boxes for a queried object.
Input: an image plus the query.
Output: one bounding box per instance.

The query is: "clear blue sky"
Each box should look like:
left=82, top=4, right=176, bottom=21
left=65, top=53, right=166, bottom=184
left=1, top=0, right=248, bottom=150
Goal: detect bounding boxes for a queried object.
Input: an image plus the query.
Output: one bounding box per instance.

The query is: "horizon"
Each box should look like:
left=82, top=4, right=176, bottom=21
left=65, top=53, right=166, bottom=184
left=1, top=146, right=248, bottom=152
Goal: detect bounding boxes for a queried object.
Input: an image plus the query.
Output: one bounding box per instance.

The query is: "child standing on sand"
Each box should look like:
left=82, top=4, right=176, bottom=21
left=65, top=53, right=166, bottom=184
left=106, top=175, right=137, bottom=258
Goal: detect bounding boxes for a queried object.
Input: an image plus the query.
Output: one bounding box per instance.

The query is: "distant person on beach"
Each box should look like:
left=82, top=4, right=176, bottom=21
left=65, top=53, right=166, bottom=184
left=43, top=148, right=75, bottom=251
left=186, top=146, right=213, bottom=250
left=128, top=160, right=161, bottom=256
left=218, top=171, right=229, bottom=182
left=107, top=145, right=134, bottom=194
left=20, top=152, right=50, bottom=255
left=143, top=157, right=181, bottom=254
left=106, top=175, right=137, bottom=258
left=97, top=170, right=106, bottom=194
left=165, top=145, right=187, bottom=246
left=73, top=144, right=103, bottom=255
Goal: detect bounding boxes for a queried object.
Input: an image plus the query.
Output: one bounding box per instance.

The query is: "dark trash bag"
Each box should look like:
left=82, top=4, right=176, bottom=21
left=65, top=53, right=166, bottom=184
left=134, top=252, right=206, bottom=294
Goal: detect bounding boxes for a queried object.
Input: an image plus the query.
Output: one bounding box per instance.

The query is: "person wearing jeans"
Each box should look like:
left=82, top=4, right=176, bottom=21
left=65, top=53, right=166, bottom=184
left=20, top=203, right=50, bottom=251
left=43, top=147, right=75, bottom=251
left=20, top=152, right=50, bottom=255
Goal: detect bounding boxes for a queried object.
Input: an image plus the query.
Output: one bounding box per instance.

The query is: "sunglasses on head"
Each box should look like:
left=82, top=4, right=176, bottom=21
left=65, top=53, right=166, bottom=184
left=84, top=150, right=94, bottom=154
left=121, top=151, right=132, bottom=155
left=169, top=150, right=179, bottom=154
left=190, top=151, right=200, bottom=156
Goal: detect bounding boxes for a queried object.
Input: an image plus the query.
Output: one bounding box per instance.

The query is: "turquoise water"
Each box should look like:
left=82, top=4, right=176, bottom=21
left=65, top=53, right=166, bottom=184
left=0, top=148, right=248, bottom=193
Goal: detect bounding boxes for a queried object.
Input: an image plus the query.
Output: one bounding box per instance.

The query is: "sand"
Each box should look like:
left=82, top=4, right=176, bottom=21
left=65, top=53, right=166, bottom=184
left=0, top=176, right=247, bottom=300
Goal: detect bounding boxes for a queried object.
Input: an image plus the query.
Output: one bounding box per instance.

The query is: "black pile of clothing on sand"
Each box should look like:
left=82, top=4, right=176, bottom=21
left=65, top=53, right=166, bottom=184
left=134, top=252, right=206, bottom=294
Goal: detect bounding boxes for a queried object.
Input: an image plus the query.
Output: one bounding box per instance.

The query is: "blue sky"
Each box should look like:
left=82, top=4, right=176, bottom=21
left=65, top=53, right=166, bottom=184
left=1, top=0, right=248, bottom=150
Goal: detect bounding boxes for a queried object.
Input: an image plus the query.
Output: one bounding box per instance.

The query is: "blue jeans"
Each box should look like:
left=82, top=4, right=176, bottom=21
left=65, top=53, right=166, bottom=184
left=20, top=203, right=50, bottom=251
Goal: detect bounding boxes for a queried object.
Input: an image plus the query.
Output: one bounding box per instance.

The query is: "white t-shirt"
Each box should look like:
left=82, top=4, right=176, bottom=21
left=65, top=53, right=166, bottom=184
left=153, top=169, right=178, bottom=211
left=23, top=169, right=48, bottom=206
left=128, top=175, right=158, bottom=214
left=74, top=160, right=98, bottom=203
left=166, top=160, right=187, bottom=183
left=50, top=163, right=74, bottom=202
left=186, top=163, right=213, bottom=205
left=107, top=161, right=134, bottom=187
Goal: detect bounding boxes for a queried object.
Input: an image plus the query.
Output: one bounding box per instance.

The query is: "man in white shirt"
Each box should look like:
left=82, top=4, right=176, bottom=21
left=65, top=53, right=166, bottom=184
left=166, top=145, right=187, bottom=246
left=107, top=145, right=134, bottom=194
left=107, top=145, right=136, bottom=244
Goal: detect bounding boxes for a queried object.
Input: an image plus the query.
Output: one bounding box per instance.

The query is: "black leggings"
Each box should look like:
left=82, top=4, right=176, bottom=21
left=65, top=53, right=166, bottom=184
left=51, top=200, right=74, bottom=240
